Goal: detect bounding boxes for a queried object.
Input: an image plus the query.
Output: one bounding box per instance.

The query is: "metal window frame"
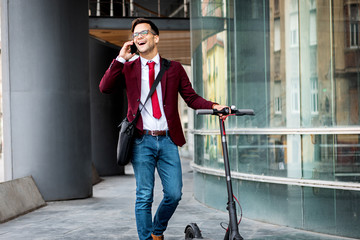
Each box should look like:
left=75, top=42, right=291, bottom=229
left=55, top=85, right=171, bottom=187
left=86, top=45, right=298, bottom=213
left=191, top=162, right=360, bottom=191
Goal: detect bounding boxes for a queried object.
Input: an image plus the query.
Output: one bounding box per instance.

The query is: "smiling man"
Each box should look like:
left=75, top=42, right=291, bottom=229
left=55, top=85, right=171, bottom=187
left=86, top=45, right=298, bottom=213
left=99, top=18, right=227, bottom=240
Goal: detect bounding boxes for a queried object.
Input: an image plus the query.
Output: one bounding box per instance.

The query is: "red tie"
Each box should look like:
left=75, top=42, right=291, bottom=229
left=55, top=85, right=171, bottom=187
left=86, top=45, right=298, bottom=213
left=147, top=61, right=162, bottom=119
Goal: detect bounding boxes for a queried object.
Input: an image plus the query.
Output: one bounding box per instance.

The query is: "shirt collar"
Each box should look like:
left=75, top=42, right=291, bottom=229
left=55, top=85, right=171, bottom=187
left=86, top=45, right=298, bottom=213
left=141, top=54, right=160, bottom=67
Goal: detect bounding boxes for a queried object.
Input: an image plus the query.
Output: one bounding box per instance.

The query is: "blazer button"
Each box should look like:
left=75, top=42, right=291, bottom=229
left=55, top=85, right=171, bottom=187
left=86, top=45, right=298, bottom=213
left=137, top=99, right=140, bottom=102
left=133, top=114, right=135, bottom=117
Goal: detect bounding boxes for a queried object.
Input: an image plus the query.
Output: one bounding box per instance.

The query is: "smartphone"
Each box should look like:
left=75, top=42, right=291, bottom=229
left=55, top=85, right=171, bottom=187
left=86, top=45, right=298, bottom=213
left=130, top=44, right=138, bottom=54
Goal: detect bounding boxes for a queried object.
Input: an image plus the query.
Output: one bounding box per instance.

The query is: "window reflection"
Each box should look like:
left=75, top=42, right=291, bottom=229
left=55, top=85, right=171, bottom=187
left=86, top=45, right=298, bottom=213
left=191, top=0, right=360, bottom=236
left=192, top=0, right=360, bottom=183
left=303, top=134, right=360, bottom=182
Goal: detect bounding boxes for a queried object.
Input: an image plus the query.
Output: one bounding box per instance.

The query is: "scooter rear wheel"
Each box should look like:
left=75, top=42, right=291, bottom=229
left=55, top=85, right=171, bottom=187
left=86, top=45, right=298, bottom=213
left=184, top=223, right=202, bottom=239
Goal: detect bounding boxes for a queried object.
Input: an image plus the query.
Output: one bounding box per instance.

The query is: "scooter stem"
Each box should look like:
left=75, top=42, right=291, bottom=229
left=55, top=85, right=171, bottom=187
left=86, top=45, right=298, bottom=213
left=220, top=118, right=244, bottom=240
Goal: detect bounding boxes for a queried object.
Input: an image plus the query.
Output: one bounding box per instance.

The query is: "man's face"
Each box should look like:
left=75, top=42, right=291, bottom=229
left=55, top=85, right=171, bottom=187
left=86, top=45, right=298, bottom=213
left=133, top=23, right=159, bottom=55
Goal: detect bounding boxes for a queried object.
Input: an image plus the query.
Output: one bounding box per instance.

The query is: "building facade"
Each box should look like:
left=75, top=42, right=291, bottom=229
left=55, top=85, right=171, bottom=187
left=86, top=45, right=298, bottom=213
left=190, top=0, right=360, bottom=238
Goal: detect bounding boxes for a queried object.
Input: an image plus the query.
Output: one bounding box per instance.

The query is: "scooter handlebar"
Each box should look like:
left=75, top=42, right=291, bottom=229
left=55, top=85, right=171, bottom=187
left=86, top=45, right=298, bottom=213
left=196, top=107, right=255, bottom=116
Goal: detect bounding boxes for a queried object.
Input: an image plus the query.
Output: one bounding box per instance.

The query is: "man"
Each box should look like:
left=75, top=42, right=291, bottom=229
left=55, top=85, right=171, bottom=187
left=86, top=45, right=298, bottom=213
left=99, top=18, right=227, bottom=240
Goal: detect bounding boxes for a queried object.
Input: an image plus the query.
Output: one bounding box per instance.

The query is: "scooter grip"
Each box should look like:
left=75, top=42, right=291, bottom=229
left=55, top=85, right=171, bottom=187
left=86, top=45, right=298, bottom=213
left=196, top=109, right=214, bottom=115
left=236, top=109, right=255, bottom=116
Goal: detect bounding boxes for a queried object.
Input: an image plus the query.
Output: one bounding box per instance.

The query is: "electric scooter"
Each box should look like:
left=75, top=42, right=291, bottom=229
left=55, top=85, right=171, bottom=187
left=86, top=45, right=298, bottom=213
left=184, top=106, right=255, bottom=240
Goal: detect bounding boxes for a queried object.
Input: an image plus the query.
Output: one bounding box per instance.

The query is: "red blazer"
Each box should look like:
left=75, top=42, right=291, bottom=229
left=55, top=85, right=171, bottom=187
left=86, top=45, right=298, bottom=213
left=99, top=57, right=214, bottom=147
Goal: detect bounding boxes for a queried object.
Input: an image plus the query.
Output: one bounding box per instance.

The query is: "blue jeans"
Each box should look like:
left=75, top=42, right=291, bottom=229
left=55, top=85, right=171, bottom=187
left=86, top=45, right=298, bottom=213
left=131, top=134, right=183, bottom=240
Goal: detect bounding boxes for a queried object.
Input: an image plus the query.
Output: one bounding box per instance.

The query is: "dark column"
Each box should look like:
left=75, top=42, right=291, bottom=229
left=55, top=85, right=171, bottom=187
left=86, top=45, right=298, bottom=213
left=2, top=0, right=92, bottom=200
left=89, top=37, right=126, bottom=176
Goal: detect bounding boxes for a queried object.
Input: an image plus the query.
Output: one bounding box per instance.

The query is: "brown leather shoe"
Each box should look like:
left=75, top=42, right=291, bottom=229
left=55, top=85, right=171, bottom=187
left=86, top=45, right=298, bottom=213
left=151, top=233, right=164, bottom=240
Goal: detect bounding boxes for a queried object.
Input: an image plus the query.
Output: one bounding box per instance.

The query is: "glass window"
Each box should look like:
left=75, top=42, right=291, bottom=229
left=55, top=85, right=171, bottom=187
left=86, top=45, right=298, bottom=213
left=290, top=0, right=298, bottom=11
left=274, top=81, right=282, bottom=114
left=274, top=18, right=281, bottom=51
left=251, top=0, right=261, bottom=19
left=310, top=77, right=319, bottom=114
left=350, top=4, right=359, bottom=47
left=302, top=134, right=360, bottom=182
left=291, top=78, right=300, bottom=113
left=191, top=0, right=360, bottom=180
left=309, top=9, right=317, bottom=45
left=274, top=0, right=279, bottom=13
left=350, top=22, right=359, bottom=47
left=290, top=13, right=299, bottom=47
left=309, top=0, right=316, bottom=9
left=190, top=0, right=360, bottom=237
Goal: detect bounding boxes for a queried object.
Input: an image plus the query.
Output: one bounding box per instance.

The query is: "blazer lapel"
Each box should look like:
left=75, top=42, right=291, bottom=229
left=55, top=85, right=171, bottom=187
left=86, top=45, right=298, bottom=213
left=160, top=58, right=167, bottom=101
left=135, top=58, right=141, bottom=95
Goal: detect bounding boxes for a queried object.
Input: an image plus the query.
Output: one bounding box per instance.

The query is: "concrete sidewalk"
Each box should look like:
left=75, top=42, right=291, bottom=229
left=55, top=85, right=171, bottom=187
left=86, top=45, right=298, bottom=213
left=0, top=154, right=4, bottom=182
left=0, top=158, right=355, bottom=240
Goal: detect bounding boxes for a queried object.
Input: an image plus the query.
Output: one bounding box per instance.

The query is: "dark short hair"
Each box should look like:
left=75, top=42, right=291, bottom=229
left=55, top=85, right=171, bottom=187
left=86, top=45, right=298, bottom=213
left=131, top=18, right=159, bottom=35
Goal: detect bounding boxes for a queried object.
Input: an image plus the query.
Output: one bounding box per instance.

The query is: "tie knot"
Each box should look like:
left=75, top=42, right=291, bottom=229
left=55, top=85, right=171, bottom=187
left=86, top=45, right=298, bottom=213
left=147, top=61, right=155, bottom=69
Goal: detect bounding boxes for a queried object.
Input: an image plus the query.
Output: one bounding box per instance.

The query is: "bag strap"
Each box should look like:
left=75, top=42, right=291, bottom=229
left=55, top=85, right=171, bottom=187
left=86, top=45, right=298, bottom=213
left=132, top=58, right=171, bottom=123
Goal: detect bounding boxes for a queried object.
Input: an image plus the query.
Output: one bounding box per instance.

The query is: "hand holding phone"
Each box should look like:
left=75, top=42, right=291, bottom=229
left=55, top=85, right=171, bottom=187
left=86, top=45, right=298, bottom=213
left=119, top=41, right=137, bottom=60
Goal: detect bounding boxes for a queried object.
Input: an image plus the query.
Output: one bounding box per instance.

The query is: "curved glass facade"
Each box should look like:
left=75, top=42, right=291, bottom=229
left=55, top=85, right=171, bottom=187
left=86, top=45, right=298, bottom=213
left=190, top=0, right=360, bottom=238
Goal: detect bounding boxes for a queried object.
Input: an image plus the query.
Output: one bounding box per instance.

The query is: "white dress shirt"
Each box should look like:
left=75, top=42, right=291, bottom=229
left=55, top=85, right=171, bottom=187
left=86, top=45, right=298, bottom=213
left=116, top=54, right=168, bottom=131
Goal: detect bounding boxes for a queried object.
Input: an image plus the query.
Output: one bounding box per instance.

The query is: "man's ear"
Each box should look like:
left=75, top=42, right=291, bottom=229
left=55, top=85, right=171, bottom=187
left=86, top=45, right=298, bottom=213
left=154, top=35, right=159, bottom=44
